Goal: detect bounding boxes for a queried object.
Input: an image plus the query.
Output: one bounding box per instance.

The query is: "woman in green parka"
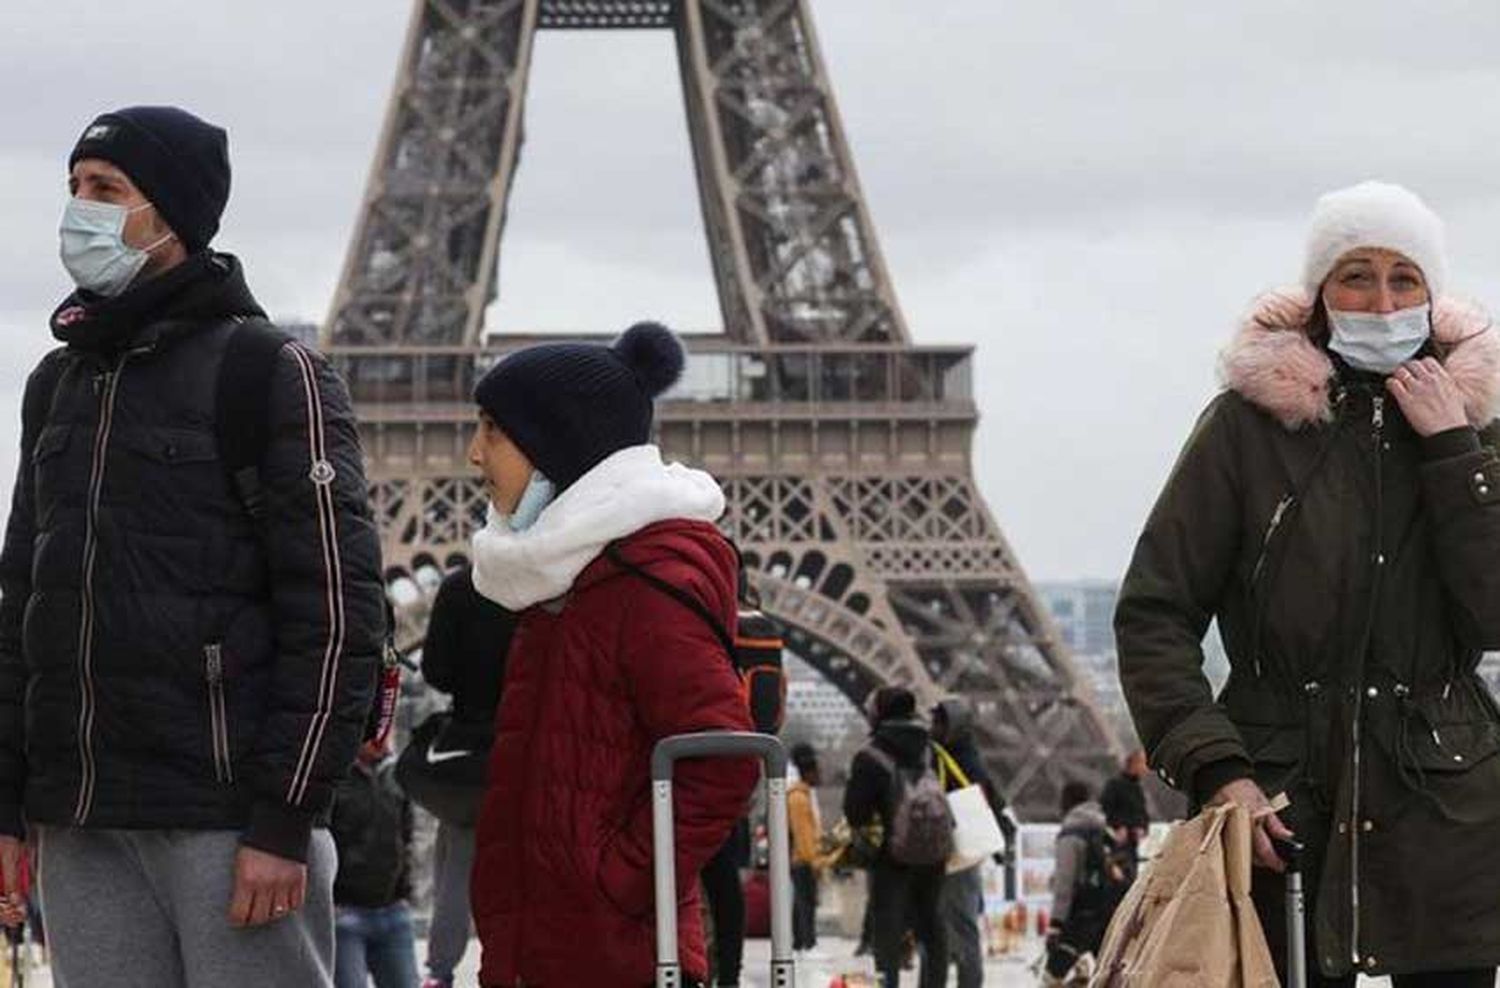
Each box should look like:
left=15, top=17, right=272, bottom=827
left=1118, top=181, right=1500, bottom=987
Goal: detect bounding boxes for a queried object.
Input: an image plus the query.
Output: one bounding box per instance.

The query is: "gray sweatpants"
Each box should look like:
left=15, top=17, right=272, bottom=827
left=37, top=826, right=337, bottom=988
left=940, top=864, right=985, bottom=988
left=425, top=821, right=476, bottom=983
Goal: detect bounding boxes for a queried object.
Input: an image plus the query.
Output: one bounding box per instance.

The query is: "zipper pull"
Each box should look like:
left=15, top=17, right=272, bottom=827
left=205, top=643, right=223, bottom=683
left=1372, top=394, right=1385, bottom=430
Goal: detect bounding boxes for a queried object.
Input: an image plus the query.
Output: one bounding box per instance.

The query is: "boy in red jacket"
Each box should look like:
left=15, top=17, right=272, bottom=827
left=466, top=322, right=757, bottom=987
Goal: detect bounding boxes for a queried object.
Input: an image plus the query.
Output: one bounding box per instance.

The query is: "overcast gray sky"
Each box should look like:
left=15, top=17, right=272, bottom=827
left=3, top=2, right=1500, bottom=581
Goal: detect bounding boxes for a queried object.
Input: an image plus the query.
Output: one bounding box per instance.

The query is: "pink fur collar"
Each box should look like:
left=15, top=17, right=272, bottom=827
left=1219, top=288, right=1500, bottom=430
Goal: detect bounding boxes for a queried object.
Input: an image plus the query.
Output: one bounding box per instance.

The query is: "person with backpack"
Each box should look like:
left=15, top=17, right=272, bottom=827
left=0, top=107, right=384, bottom=986
left=843, top=686, right=952, bottom=988
left=464, top=323, right=758, bottom=988
left=331, top=737, right=418, bottom=988
left=1046, top=781, right=1127, bottom=982
left=405, top=564, right=517, bottom=988
left=931, top=698, right=1015, bottom=988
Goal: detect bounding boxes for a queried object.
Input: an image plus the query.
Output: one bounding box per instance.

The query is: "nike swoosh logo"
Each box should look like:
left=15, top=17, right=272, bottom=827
left=425, top=743, right=476, bottom=765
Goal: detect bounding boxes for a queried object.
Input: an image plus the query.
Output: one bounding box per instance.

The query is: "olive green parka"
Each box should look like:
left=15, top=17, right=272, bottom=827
left=1117, top=288, right=1500, bottom=978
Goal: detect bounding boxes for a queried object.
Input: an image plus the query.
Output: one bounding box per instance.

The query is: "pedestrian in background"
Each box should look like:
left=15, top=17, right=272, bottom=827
left=788, top=742, right=838, bottom=956
left=331, top=738, right=419, bottom=988
left=931, top=698, right=1014, bottom=988
left=413, top=565, right=516, bottom=988
left=1118, top=181, right=1500, bottom=986
left=465, top=323, right=758, bottom=988
left=1099, top=749, right=1149, bottom=885
left=1044, top=781, right=1118, bottom=983
left=844, top=686, right=948, bottom=988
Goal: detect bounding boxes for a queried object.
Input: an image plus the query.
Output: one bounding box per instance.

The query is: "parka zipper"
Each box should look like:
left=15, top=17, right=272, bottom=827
left=72, top=351, right=137, bottom=824
left=1348, top=392, right=1385, bottom=968
left=204, top=644, right=233, bottom=784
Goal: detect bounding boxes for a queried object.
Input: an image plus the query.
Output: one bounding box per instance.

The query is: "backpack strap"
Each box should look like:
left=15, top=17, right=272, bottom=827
left=215, top=318, right=293, bottom=521
left=603, top=542, right=736, bottom=658
left=931, top=741, right=971, bottom=790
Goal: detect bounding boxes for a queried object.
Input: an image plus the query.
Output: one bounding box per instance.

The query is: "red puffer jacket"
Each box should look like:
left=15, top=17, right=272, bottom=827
left=473, top=519, right=757, bottom=987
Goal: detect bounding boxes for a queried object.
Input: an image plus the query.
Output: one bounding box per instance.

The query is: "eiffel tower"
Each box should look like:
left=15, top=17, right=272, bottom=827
left=322, top=0, right=1120, bottom=817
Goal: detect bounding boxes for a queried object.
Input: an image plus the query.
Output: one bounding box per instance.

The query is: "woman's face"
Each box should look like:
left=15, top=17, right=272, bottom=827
left=1322, top=247, right=1430, bottom=314
left=467, top=413, right=534, bottom=513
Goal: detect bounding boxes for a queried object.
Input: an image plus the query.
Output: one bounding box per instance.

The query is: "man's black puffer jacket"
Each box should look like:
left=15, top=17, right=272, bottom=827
left=0, top=253, right=384, bottom=862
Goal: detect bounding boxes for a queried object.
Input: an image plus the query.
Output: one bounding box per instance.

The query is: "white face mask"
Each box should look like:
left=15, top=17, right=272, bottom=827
left=59, top=198, right=172, bottom=297
left=1326, top=303, right=1432, bottom=375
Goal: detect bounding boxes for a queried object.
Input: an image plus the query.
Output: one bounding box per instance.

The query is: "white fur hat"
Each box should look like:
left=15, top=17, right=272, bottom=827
left=1302, top=180, right=1448, bottom=298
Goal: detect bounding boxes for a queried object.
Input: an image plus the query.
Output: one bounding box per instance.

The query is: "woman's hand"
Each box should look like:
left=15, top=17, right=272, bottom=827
left=1210, top=777, right=1294, bottom=872
left=1387, top=357, right=1468, bottom=437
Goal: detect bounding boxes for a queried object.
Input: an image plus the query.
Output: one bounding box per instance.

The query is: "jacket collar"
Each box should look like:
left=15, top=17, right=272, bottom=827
left=50, top=252, right=266, bottom=355
left=1219, top=288, right=1500, bottom=430
left=469, top=444, right=725, bottom=611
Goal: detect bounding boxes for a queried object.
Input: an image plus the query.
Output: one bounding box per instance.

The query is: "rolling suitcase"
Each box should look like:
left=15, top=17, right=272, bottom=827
left=652, top=732, right=795, bottom=988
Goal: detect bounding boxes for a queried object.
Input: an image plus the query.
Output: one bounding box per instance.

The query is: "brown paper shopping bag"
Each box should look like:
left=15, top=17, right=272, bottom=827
left=1091, top=801, right=1278, bottom=987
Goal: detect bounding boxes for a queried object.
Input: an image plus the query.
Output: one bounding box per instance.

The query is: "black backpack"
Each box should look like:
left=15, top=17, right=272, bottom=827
left=1060, top=824, right=1132, bottom=924
left=604, top=542, right=787, bottom=735
left=25, top=319, right=400, bottom=743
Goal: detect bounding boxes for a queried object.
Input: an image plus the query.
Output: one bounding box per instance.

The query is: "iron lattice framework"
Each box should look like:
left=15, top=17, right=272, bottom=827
left=326, top=0, right=1120, bottom=817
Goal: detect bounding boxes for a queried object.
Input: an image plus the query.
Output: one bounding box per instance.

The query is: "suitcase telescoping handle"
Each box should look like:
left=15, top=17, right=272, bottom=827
left=1273, top=837, right=1307, bottom=988
left=652, top=732, right=794, bottom=988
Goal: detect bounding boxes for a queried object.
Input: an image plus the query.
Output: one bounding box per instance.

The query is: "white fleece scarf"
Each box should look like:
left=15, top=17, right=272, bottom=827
left=470, top=444, right=725, bottom=611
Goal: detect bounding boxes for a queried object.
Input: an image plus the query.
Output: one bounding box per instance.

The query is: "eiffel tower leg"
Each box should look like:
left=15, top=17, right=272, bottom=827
left=677, top=0, right=909, bottom=344
left=326, top=0, right=541, bottom=347
left=328, top=0, right=1123, bottom=822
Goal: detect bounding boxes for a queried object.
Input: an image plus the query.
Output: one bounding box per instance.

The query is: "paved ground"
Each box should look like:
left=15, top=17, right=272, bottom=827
left=0, top=933, right=1446, bottom=985
left=437, top=934, right=1429, bottom=986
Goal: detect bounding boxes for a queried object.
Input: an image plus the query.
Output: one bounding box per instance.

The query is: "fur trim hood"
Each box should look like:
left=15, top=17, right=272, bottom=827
left=1219, top=288, right=1500, bottom=430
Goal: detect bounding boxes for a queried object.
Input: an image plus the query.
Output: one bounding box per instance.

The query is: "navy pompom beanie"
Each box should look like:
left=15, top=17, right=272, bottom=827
left=69, top=106, right=231, bottom=253
left=473, top=322, right=686, bottom=491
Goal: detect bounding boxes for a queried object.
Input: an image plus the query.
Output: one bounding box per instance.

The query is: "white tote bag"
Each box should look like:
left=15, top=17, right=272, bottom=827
left=934, top=743, right=1007, bottom=872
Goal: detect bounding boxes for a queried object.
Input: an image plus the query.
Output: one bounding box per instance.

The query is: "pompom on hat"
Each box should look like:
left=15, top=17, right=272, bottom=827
left=1302, top=180, right=1448, bottom=298
left=473, top=322, right=686, bottom=492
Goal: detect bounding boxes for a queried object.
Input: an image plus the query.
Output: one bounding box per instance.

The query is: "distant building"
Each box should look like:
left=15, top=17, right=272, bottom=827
left=782, top=652, right=862, bottom=753
left=1037, top=580, right=1230, bottom=744
left=1036, top=580, right=1118, bottom=656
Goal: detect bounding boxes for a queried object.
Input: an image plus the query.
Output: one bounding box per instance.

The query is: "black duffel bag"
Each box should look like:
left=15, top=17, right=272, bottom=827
left=395, top=711, right=491, bottom=827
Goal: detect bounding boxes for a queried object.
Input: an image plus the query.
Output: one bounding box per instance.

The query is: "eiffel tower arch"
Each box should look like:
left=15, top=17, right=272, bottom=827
left=323, top=0, right=1122, bottom=817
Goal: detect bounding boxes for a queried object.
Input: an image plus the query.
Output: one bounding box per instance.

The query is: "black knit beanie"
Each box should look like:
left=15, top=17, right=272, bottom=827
left=68, top=106, right=230, bottom=253
left=473, top=322, right=686, bottom=491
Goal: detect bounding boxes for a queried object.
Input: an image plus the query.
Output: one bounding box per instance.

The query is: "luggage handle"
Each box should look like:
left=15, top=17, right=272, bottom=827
left=653, top=732, right=793, bottom=988
left=1272, top=838, right=1307, bottom=988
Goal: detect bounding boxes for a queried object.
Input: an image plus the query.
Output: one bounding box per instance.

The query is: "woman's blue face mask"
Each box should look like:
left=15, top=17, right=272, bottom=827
left=498, top=470, right=555, bottom=532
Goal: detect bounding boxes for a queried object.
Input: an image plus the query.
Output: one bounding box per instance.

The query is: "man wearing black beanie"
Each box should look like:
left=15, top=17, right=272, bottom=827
left=0, top=107, right=385, bottom=986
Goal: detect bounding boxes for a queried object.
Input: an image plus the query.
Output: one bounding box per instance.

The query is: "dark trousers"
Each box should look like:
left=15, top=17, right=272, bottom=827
left=1252, top=864, right=1494, bottom=988
left=701, top=837, right=745, bottom=986
left=791, top=864, right=818, bottom=951
left=868, top=861, right=947, bottom=988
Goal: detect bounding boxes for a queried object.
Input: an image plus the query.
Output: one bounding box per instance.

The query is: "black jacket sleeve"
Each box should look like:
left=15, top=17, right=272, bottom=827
left=0, top=353, right=66, bottom=839
left=238, top=343, right=384, bottom=862
left=419, top=568, right=468, bottom=695
left=1419, top=424, right=1500, bottom=650
left=1116, top=394, right=1252, bottom=798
